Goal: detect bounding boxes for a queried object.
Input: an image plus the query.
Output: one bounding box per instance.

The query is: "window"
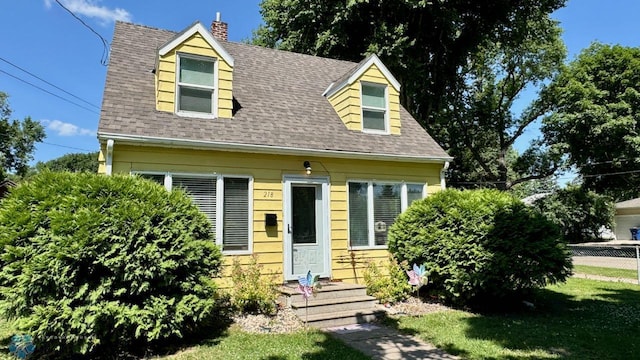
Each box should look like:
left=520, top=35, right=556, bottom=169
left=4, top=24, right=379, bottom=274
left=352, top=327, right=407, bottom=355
left=348, top=181, right=425, bottom=247
left=134, top=172, right=252, bottom=253
left=361, top=83, right=388, bottom=132
left=177, top=55, right=216, bottom=115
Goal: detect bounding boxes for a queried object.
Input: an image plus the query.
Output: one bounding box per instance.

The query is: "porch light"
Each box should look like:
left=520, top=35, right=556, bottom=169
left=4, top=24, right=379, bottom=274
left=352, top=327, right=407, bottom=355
left=303, top=161, right=312, bottom=175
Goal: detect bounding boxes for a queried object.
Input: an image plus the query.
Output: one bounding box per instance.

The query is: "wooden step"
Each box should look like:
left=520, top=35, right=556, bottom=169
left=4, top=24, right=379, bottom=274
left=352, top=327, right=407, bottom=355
left=290, top=295, right=376, bottom=316
left=279, top=282, right=368, bottom=306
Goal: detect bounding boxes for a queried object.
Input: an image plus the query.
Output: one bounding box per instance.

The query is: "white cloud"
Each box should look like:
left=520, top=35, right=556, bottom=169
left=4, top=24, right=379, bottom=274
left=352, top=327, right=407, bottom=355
left=44, top=0, right=131, bottom=24
left=41, top=120, right=96, bottom=137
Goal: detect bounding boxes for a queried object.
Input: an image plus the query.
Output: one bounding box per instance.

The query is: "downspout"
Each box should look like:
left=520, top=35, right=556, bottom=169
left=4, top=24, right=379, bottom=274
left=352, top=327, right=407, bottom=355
left=105, top=139, right=114, bottom=176
left=440, top=161, right=450, bottom=190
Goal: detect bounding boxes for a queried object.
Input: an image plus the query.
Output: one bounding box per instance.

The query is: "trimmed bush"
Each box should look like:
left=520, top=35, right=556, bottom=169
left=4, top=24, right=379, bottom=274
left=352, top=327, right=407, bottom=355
left=388, top=189, right=571, bottom=306
left=0, top=172, right=223, bottom=357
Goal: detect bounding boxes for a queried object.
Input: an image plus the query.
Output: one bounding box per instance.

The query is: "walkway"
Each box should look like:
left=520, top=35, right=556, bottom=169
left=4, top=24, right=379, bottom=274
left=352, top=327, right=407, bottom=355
left=326, top=323, right=458, bottom=360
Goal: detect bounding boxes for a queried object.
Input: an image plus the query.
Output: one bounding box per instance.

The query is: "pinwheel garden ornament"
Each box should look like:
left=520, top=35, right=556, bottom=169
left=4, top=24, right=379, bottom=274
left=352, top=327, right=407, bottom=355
left=297, top=271, right=322, bottom=327
left=9, top=334, right=35, bottom=359
left=406, top=263, right=428, bottom=296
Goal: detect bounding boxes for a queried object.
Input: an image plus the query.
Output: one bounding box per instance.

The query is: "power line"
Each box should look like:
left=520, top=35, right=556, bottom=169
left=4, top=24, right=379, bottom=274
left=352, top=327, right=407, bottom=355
left=54, top=0, right=110, bottom=66
left=0, top=57, right=100, bottom=109
left=42, top=141, right=95, bottom=152
left=0, top=69, right=100, bottom=115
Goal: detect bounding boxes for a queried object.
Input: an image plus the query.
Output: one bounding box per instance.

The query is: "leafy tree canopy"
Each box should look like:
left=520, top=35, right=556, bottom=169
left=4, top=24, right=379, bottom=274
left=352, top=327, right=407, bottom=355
left=0, top=92, right=45, bottom=180
left=543, top=44, right=640, bottom=201
left=253, top=0, right=565, bottom=129
left=35, top=151, right=99, bottom=173
left=444, top=17, right=566, bottom=190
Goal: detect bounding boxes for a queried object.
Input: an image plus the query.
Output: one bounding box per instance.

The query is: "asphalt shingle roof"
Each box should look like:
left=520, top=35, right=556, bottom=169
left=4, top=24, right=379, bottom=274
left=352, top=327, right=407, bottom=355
left=98, top=21, right=450, bottom=161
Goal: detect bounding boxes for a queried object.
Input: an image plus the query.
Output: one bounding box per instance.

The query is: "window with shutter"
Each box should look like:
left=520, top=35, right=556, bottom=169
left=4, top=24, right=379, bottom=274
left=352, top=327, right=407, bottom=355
left=348, top=182, right=369, bottom=247
left=373, top=183, right=401, bottom=246
left=222, top=177, right=249, bottom=251
left=172, top=176, right=217, bottom=234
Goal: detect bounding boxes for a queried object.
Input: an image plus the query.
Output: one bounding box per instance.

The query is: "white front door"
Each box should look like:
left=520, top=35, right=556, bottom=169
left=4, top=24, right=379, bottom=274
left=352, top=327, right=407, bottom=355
left=283, top=176, right=330, bottom=280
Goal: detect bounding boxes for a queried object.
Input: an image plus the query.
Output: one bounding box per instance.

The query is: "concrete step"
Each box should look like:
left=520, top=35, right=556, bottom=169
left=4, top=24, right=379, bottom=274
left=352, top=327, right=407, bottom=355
left=279, top=282, right=368, bottom=306
left=291, top=295, right=377, bottom=316
left=301, top=309, right=385, bottom=329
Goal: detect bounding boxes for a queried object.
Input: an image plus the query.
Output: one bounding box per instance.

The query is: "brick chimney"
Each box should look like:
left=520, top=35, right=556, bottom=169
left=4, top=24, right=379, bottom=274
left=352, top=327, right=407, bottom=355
left=210, top=12, right=228, bottom=41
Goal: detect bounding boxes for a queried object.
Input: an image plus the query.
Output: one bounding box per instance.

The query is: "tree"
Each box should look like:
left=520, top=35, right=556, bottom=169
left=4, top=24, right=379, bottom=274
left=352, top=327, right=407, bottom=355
left=35, top=151, right=99, bottom=173
left=444, top=18, right=566, bottom=189
left=530, top=186, right=615, bottom=243
left=0, top=92, right=45, bottom=180
left=543, top=44, right=640, bottom=201
left=253, top=0, right=565, bottom=129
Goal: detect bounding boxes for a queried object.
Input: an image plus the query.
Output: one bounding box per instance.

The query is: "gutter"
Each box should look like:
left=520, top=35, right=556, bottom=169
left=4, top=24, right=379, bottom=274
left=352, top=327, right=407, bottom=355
left=440, top=161, right=450, bottom=190
left=105, top=139, right=114, bottom=175
left=98, top=132, right=453, bottom=164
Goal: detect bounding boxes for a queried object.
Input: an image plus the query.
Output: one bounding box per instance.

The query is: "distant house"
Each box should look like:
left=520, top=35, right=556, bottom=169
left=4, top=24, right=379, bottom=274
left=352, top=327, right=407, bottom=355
left=614, top=198, right=640, bottom=240
left=96, top=17, right=451, bottom=283
left=0, top=179, right=16, bottom=199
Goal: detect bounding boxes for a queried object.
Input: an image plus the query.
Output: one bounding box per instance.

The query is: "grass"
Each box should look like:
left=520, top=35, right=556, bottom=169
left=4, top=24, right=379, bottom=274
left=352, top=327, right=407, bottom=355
left=573, top=264, right=638, bottom=279
left=0, top=320, right=367, bottom=360
left=388, top=277, right=640, bottom=359
left=153, top=326, right=369, bottom=360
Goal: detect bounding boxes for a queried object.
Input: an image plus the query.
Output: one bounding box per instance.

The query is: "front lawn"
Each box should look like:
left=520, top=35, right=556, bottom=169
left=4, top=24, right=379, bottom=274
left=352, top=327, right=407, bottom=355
left=574, top=264, right=638, bottom=280
left=154, top=327, right=369, bottom=360
left=389, top=277, right=640, bottom=359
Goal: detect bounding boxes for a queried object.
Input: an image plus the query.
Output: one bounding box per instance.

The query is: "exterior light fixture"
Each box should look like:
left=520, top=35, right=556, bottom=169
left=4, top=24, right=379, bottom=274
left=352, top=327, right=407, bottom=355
left=303, top=161, right=312, bottom=175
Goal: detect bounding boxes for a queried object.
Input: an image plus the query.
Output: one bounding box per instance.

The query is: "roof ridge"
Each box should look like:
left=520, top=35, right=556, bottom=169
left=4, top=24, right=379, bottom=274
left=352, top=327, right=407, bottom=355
left=118, top=21, right=359, bottom=67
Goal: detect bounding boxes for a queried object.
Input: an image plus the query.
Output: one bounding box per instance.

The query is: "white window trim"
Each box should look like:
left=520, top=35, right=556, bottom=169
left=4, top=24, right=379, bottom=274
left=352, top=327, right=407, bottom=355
left=360, top=81, right=390, bottom=134
left=347, top=180, right=426, bottom=249
left=131, top=171, right=253, bottom=255
left=175, top=52, right=219, bottom=119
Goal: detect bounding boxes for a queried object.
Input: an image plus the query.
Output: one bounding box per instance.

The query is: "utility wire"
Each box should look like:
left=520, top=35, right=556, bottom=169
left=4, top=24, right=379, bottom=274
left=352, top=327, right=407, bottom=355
left=0, top=57, right=100, bottom=109
left=54, top=0, right=110, bottom=66
left=0, top=69, right=100, bottom=115
left=42, top=141, right=95, bottom=152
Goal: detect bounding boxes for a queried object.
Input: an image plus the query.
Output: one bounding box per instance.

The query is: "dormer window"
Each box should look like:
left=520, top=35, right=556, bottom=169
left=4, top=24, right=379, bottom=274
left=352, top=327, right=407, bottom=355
left=177, top=54, right=217, bottom=116
left=361, top=82, right=388, bottom=133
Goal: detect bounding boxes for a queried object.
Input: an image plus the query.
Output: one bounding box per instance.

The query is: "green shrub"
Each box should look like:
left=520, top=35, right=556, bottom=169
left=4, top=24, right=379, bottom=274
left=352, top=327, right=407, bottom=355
left=530, top=186, right=615, bottom=243
left=0, top=172, right=224, bottom=358
left=229, top=255, right=279, bottom=315
left=363, top=256, right=412, bottom=304
left=388, top=189, right=572, bottom=306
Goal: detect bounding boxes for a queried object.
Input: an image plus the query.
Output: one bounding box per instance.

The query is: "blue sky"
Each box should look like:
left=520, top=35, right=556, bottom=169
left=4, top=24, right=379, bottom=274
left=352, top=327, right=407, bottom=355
left=1, top=0, right=639, bottom=168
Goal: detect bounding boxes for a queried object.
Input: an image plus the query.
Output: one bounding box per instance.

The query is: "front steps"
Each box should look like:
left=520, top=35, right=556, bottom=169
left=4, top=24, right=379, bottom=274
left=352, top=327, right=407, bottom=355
left=279, top=282, right=384, bottom=328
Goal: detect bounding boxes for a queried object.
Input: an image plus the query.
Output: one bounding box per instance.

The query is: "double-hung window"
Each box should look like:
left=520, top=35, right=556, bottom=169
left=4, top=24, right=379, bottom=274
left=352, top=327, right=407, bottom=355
left=136, top=172, right=252, bottom=253
left=348, top=181, right=425, bottom=248
left=361, top=82, right=388, bottom=132
left=177, top=54, right=216, bottom=116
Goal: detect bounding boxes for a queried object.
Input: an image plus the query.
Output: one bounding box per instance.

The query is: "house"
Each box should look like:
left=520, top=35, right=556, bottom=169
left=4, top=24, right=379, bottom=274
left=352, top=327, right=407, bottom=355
left=614, top=198, right=640, bottom=240
left=0, top=179, right=16, bottom=199
left=97, top=16, right=451, bottom=284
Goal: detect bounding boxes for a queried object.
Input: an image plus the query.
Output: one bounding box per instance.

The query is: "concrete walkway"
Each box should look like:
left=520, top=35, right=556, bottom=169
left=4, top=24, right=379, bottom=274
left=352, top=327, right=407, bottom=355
left=326, top=323, right=458, bottom=360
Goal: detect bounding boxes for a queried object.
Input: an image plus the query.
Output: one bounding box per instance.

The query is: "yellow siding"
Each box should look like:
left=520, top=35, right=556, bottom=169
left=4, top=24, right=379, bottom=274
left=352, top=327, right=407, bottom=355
left=99, top=144, right=444, bottom=284
left=327, top=64, right=402, bottom=135
left=155, top=33, right=233, bottom=118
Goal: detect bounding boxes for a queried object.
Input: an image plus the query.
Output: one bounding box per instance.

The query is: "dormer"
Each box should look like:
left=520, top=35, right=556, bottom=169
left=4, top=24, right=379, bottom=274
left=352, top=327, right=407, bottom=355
left=324, top=55, right=401, bottom=135
left=156, top=18, right=234, bottom=119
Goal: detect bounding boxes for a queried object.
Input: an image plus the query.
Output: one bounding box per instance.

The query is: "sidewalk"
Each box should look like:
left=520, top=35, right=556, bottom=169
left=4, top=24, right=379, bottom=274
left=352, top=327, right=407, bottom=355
left=326, top=323, right=458, bottom=360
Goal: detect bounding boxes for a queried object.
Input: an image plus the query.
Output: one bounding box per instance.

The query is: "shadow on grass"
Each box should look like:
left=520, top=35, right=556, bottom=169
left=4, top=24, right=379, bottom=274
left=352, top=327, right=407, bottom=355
left=391, top=281, right=640, bottom=360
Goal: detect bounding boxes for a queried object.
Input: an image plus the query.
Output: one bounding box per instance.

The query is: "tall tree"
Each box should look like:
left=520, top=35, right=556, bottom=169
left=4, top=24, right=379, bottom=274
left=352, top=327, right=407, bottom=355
left=445, top=18, right=566, bottom=190
left=0, top=92, right=45, bottom=180
left=35, top=151, right=99, bottom=174
left=253, top=0, right=565, bottom=130
left=542, top=44, right=640, bottom=201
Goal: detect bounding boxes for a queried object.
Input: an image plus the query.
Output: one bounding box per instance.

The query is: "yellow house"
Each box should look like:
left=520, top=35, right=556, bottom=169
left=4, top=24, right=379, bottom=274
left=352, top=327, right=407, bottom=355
left=97, top=18, right=451, bottom=284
